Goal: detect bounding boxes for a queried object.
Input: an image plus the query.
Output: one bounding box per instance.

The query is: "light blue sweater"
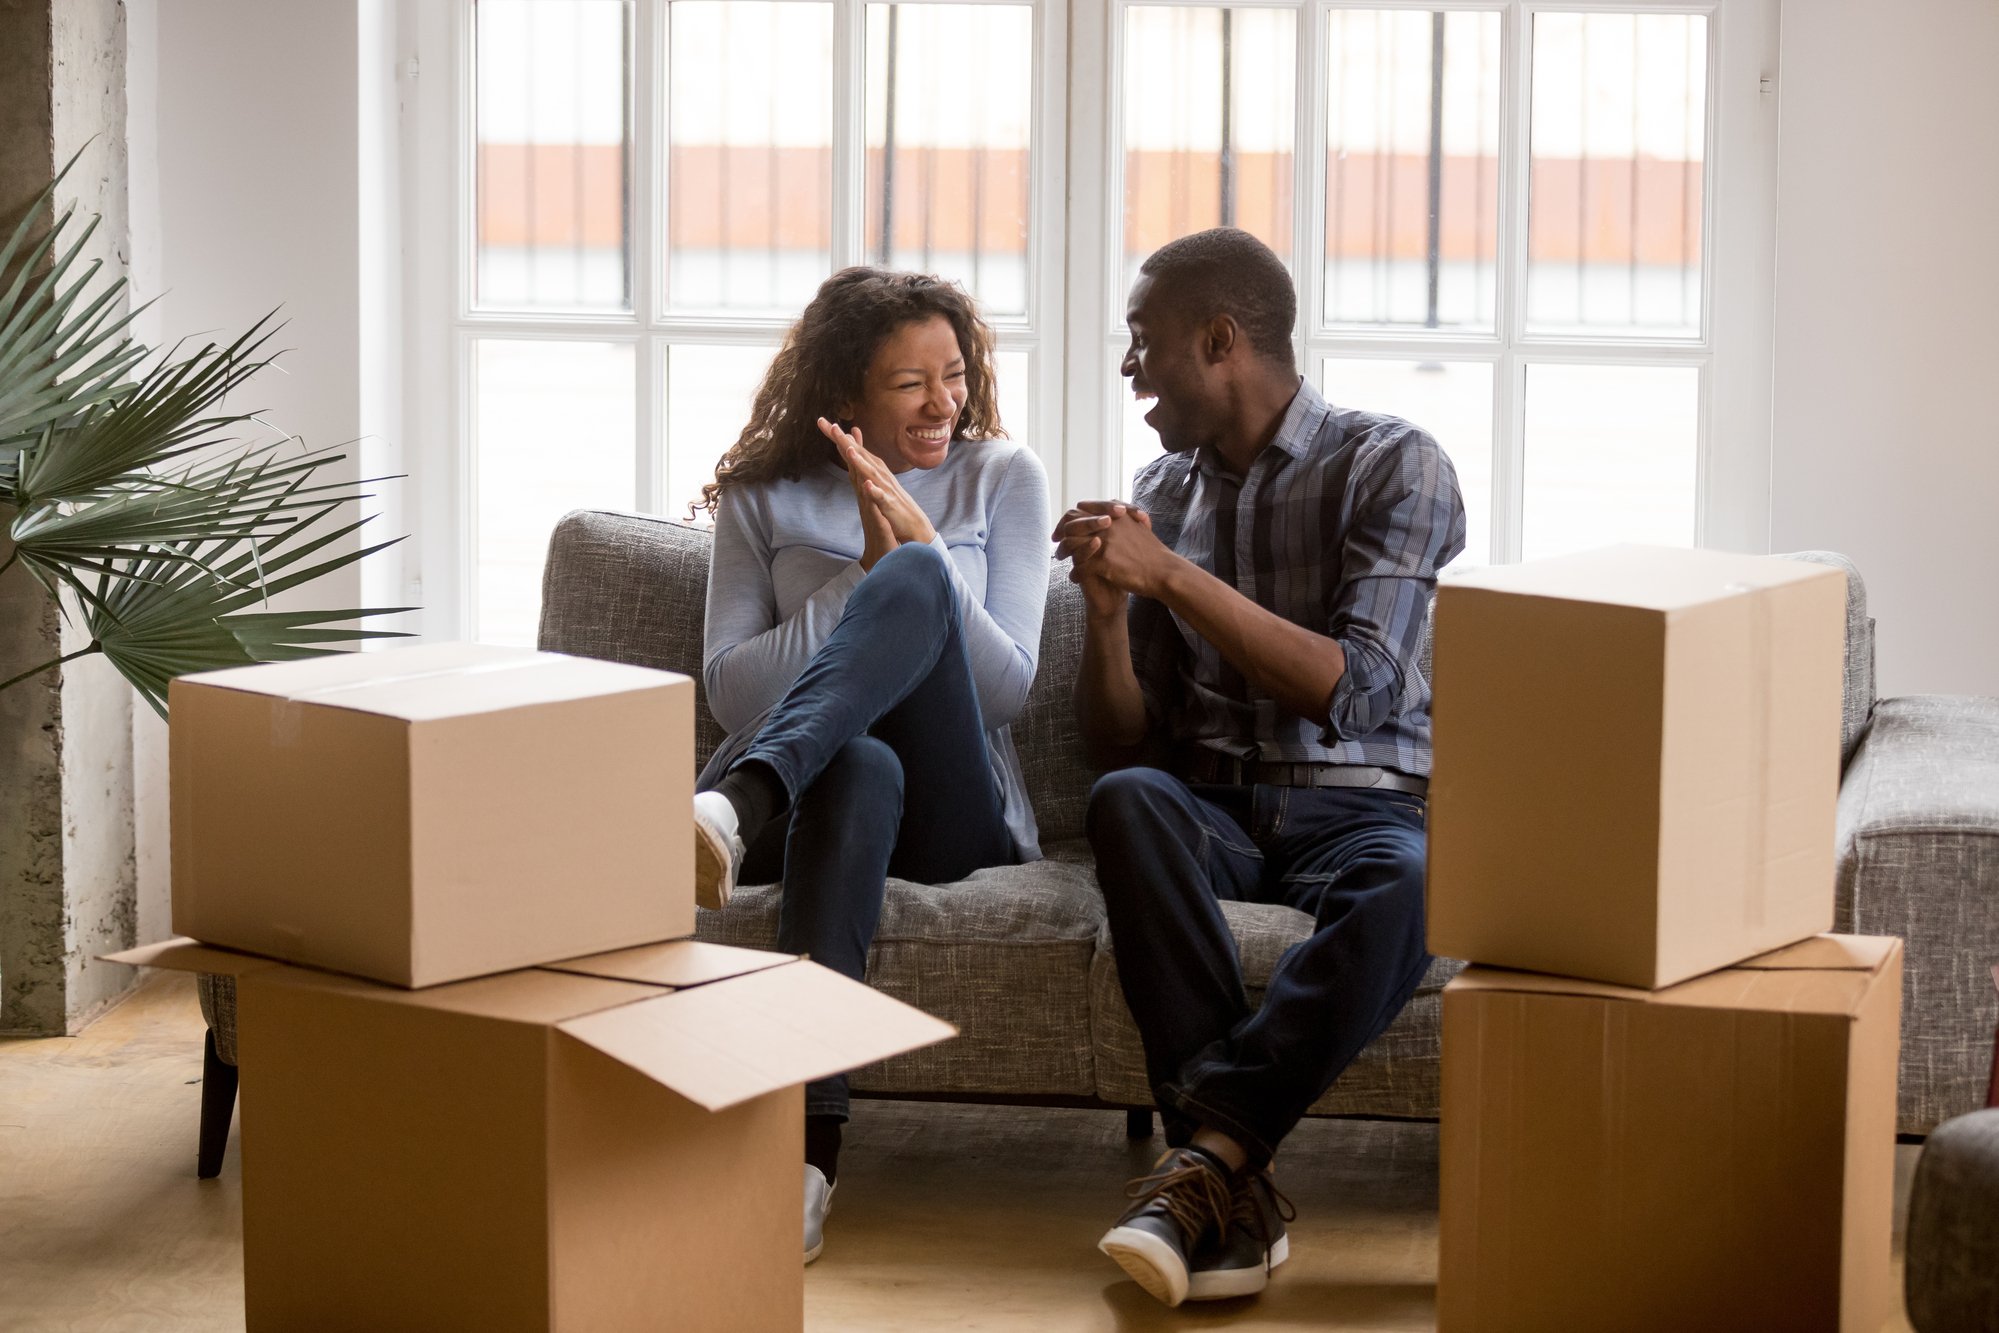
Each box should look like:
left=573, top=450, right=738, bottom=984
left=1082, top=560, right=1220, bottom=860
left=700, top=437, right=1052, bottom=860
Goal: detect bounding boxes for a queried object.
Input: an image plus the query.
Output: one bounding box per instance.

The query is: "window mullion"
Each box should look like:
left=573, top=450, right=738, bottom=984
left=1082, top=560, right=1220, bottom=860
left=1293, top=2, right=1326, bottom=360
left=1495, top=0, right=1532, bottom=562
left=635, top=0, right=661, bottom=515
left=831, top=0, right=865, bottom=270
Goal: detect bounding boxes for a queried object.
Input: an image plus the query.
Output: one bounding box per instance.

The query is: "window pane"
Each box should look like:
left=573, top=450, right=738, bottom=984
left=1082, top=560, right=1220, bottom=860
left=1324, top=11, right=1500, bottom=331
left=1320, top=359, right=1493, bottom=567
left=1122, top=7, right=1296, bottom=304
left=474, top=0, right=631, bottom=312
left=1522, top=363, right=1699, bottom=561
left=1527, top=14, right=1707, bottom=336
left=866, top=5, right=1034, bottom=317
left=663, top=344, right=776, bottom=523
left=666, top=2, right=833, bottom=314
left=994, top=347, right=1031, bottom=448
left=475, top=341, right=636, bottom=644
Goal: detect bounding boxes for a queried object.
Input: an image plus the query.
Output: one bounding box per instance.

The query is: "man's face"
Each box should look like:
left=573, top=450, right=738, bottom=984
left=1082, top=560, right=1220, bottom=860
left=1121, top=274, right=1222, bottom=454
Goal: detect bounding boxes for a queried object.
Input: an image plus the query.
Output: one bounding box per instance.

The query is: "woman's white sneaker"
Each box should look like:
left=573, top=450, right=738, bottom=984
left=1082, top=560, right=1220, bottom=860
left=803, top=1164, right=836, bottom=1264
left=692, top=791, right=744, bottom=910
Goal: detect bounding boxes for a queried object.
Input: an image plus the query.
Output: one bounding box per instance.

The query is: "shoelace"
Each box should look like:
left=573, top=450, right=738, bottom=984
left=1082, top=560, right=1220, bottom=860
left=1230, top=1167, right=1298, bottom=1246
left=1117, top=1151, right=1236, bottom=1244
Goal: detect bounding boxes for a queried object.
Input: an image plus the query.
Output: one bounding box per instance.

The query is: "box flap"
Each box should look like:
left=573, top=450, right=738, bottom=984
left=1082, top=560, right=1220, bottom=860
left=1730, top=933, right=1900, bottom=973
left=553, top=960, right=957, bottom=1112
left=539, top=939, right=793, bottom=989
left=1442, top=544, right=1841, bottom=613
left=174, top=641, right=686, bottom=722
left=253, top=958, right=666, bottom=1023
left=1447, top=934, right=1896, bottom=1017
left=101, top=936, right=285, bottom=977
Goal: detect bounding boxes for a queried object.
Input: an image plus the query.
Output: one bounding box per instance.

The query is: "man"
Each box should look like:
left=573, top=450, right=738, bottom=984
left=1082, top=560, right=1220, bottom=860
left=1054, top=228, right=1465, bottom=1307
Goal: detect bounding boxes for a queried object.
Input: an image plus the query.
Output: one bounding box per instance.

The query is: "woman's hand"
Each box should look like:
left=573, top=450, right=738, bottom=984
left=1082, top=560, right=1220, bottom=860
left=818, top=417, right=938, bottom=552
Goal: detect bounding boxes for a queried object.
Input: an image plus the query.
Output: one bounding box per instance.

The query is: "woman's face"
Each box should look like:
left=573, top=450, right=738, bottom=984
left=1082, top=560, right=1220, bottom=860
left=841, top=315, right=968, bottom=473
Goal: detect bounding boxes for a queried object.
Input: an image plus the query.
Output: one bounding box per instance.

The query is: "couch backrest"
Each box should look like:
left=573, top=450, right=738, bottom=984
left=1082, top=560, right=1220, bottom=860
left=538, top=512, right=1878, bottom=845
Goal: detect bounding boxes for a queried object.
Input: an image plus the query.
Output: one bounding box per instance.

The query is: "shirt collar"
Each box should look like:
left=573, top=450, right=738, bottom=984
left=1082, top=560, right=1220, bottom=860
left=1190, top=377, right=1327, bottom=479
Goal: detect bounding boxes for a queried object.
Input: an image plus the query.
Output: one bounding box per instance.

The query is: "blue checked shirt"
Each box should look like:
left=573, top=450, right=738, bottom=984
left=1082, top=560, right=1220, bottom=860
left=1127, top=378, right=1466, bottom=778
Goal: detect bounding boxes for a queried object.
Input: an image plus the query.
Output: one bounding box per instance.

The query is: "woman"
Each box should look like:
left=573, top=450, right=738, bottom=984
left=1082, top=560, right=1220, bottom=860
left=690, top=268, right=1049, bottom=1263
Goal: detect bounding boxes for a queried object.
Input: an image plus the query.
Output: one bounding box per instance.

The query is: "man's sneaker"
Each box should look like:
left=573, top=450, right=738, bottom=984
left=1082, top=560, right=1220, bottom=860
left=692, top=791, right=744, bottom=910
left=803, top=1163, right=835, bottom=1265
left=1097, top=1147, right=1235, bottom=1307
left=1186, top=1166, right=1296, bottom=1301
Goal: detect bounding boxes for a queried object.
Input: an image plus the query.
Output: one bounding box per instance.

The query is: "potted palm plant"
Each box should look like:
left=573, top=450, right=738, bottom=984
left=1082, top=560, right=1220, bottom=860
left=0, top=164, right=407, bottom=716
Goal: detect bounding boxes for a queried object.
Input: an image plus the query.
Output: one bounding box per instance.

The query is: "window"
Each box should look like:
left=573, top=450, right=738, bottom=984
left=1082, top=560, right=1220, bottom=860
left=416, top=0, right=1061, bottom=643
left=1066, top=0, right=1778, bottom=569
left=412, top=0, right=1775, bottom=642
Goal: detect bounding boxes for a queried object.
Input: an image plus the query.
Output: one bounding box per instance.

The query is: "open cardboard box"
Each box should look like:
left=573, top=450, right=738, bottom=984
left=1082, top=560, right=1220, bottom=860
left=110, top=935, right=955, bottom=1332
left=169, top=642, right=697, bottom=988
left=1438, top=933, right=1901, bottom=1333
left=1428, top=545, right=1849, bottom=988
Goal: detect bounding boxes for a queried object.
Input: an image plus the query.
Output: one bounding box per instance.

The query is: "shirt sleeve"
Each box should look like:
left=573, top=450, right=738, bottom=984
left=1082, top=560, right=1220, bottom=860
left=701, top=487, right=866, bottom=734
left=929, top=444, right=1050, bottom=729
left=1322, top=427, right=1466, bottom=744
left=1124, top=456, right=1190, bottom=734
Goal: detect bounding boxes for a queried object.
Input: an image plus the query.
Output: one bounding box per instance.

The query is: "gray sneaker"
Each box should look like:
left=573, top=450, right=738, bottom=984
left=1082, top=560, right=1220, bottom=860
left=692, top=792, right=744, bottom=910
left=803, top=1163, right=835, bottom=1265
left=1097, top=1148, right=1235, bottom=1307
left=1186, top=1166, right=1295, bottom=1301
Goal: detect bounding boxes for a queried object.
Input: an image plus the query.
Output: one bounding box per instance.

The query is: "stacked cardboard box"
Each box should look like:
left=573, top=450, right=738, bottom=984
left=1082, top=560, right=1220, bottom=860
left=1425, top=546, right=1902, bottom=1333
left=109, top=643, right=954, bottom=1333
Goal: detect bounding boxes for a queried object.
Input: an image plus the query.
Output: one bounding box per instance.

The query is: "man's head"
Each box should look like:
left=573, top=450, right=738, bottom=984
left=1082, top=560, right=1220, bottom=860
left=1123, top=228, right=1298, bottom=454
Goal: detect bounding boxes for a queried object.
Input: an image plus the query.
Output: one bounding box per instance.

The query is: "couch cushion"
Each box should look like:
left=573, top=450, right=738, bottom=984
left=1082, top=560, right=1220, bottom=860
left=1837, top=695, right=1999, bottom=1133
left=692, top=841, right=1102, bottom=1097
left=539, top=510, right=728, bottom=767
left=1088, top=903, right=1463, bottom=1118
left=1013, top=569, right=1094, bottom=842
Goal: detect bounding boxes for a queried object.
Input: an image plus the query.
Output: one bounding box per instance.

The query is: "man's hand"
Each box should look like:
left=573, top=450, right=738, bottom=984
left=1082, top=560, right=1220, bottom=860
left=1053, top=501, right=1132, bottom=620
left=1056, top=501, right=1181, bottom=600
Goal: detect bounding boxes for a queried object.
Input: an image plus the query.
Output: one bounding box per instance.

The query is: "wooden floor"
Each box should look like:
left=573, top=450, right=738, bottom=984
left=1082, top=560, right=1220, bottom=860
left=1, top=973, right=1921, bottom=1332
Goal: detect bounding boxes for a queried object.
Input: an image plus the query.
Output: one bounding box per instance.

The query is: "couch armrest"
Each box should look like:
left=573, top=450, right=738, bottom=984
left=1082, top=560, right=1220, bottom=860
left=1836, top=695, right=1999, bottom=1133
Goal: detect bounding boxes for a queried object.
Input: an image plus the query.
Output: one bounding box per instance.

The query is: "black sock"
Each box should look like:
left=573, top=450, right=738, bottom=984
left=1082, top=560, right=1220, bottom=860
left=1182, top=1144, right=1236, bottom=1180
left=714, top=760, right=788, bottom=848
left=805, top=1115, right=843, bottom=1184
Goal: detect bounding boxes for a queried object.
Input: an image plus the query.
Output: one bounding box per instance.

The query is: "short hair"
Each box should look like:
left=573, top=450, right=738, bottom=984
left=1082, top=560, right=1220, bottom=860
left=1138, top=228, right=1297, bottom=367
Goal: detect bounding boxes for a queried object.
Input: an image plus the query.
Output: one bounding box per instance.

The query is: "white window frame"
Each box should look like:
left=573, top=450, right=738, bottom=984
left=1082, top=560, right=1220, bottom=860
left=406, top=0, right=1067, bottom=642
left=1063, top=0, right=1779, bottom=559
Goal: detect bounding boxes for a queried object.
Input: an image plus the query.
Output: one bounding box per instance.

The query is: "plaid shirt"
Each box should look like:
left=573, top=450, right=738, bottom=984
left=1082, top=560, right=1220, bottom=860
left=1128, top=378, right=1466, bottom=777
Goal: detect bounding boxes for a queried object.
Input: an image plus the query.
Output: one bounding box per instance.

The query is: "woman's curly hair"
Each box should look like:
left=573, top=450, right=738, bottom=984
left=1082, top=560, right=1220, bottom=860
left=693, top=268, right=1006, bottom=517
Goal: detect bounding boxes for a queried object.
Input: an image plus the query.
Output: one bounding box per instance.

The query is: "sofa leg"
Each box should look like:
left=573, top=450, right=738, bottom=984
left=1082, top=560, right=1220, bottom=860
left=1125, top=1108, right=1153, bottom=1139
left=197, top=1030, right=239, bottom=1180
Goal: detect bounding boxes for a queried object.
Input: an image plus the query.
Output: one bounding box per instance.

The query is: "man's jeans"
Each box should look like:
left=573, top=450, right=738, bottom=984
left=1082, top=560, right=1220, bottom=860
left=1086, top=769, right=1431, bottom=1165
left=727, top=541, right=1016, bottom=1119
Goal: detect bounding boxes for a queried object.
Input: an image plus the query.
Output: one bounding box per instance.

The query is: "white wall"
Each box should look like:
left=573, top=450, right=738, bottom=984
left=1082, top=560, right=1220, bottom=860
left=1771, top=0, right=1999, bottom=698
left=132, top=1, right=408, bottom=940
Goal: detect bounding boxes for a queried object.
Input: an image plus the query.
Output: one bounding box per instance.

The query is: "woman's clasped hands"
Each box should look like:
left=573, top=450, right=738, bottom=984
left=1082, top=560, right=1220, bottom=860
left=818, top=416, right=938, bottom=570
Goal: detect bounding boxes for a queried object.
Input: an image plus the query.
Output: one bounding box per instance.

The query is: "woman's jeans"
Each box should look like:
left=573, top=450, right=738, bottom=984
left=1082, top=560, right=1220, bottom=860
left=725, top=542, right=1016, bottom=1119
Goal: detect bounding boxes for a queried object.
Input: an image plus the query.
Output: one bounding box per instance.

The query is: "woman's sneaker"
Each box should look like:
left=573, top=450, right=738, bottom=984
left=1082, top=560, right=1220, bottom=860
left=692, top=791, right=744, bottom=910
left=803, top=1163, right=836, bottom=1264
left=1097, top=1147, right=1235, bottom=1307
left=1186, top=1166, right=1296, bottom=1301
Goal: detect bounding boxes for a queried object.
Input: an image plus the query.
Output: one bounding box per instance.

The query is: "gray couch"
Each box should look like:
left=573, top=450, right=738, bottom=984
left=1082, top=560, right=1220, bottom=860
left=192, top=510, right=1999, bottom=1167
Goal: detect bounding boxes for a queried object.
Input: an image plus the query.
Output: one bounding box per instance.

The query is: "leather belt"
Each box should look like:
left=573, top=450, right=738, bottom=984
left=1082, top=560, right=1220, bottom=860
left=1174, top=749, right=1429, bottom=797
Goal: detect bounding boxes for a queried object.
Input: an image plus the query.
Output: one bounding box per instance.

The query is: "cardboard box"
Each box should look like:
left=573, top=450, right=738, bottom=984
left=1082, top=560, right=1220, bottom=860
left=1428, top=544, right=1848, bottom=987
left=170, top=642, right=696, bottom=987
left=1438, top=934, right=1901, bottom=1333
left=111, top=936, right=955, bottom=1333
